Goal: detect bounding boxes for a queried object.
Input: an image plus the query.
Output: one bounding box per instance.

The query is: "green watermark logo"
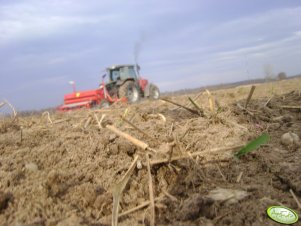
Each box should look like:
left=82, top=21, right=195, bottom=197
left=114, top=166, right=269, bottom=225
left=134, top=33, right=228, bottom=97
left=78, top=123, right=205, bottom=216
left=267, top=206, right=298, bottom=224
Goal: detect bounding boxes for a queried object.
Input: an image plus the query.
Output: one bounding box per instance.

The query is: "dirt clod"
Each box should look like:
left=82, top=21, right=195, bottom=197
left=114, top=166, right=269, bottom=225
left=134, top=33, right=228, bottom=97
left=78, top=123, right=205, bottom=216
left=0, top=191, right=13, bottom=212
left=45, top=170, right=69, bottom=197
left=178, top=194, right=214, bottom=221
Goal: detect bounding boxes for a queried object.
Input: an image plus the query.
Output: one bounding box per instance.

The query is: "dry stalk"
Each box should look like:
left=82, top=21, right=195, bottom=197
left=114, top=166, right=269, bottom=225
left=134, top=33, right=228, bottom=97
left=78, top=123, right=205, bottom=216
left=213, top=210, right=232, bottom=224
left=118, top=197, right=162, bottom=218
left=188, top=97, right=205, bottom=116
left=92, top=108, right=113, bottom=113
left=53, top=118, right=70, bottom=124
left=223, top=119, right=248, bottom=132
left=172, top=90, right=203, bottom=110
left=216, top=163, right=227, bottom=182
left=180, top=127, right=191, bottom=141
left=120, top=116, right=154, bottom=140
left=185, top=139, right=197, bottom=151
left=94, top=113, right=106, bottom=128
left=128, top=113, right=136, bottom=123
left=289, top=189, right=301, bottom=209
left=142, top=206, right=150, bottom=225
left=116, top=108, right=130, bottom=127
left=146, top=154, right=155, bottom=226
left=123, top=108, right=129, bottom=117
left=146, top=113, right=166, bottom=123
left=0, top=102, right=5, bottom=108
left=107, top=125, right=150, bottom=150
left=3, top=99, right=17, bottom=119
left=150, top=144, right=244, bottom=165
left=112, top=155, right=139, bottom=226
left=244, top=85, right=256, bottom=108
left=205, top=89, right=215, bottom=113
left=73, top=117, right=86, bottom=128
left=84, top=116, right=92, bottom=128
left=215, top=98, right=221, bottom=110
left=19, top=127, right=23, bottom=143
left=188, top=91, right=203, bottom=106
left=236, top=172, right=243, bottom=183
left=157, top=113, right=166, bottom=123
left=42, top=111, right=53, bottom=124
left=162, top=189, right=178, bottom=202
left=264, top=96, right=273, bottom=107
left=168, top=141, right=176, bottom=162
left=192, top=144, right=244, bottom=155
left=95, top=114, right=156, bottom=153
left=168, top=123, right=174, bottom=137
left=260, top=197, right=284, bottom=206
left=161, top=98, right=200, bottom=116
left=99, top=114, right=106, bottom=125
left=280, top=105, right=301, bottom=110
left=236, top=103, right=254, bottom=116
left=175, top=134, right=185, bottom=154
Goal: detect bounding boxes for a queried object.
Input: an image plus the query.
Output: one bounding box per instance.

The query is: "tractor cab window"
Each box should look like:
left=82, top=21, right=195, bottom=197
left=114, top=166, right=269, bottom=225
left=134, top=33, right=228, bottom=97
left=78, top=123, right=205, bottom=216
left=128, top=66, right=138, bottom=79
left=109, top=66, right=138, bottom=82
left=119, top=66, right=137, bottom=80
left=110, top=69, right=120, bottom=81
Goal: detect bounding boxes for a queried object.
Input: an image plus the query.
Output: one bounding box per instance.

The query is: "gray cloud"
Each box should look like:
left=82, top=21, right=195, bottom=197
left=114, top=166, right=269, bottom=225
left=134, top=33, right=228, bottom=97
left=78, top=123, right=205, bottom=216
left=0, top=1, right=301, bottom=110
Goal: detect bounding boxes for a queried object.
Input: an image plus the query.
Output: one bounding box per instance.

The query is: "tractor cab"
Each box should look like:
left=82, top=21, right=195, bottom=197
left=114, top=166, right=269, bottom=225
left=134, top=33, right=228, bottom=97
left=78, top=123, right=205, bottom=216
left=103, top=64, right=159, bottom=102
left=104, top=64, right=148, bottom=102
left=106, top=64, right=160, bottom=102
left=107, top=64, right=139, bottom=83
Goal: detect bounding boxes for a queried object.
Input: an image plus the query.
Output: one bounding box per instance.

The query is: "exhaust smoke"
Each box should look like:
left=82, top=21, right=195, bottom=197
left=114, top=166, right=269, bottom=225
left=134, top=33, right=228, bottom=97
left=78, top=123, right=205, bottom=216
left=134, top=32, right=146, bottom=74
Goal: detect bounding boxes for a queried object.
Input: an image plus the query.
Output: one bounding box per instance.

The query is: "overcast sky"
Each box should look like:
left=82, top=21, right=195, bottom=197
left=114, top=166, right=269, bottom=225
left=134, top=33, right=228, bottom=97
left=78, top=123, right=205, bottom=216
left=1, top=0, right=301, bottom=110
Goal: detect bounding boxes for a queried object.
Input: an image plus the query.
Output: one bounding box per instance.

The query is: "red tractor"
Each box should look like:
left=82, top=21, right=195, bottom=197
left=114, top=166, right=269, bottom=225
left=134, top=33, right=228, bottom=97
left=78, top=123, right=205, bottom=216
left=58, top=64, right=160, bottom=111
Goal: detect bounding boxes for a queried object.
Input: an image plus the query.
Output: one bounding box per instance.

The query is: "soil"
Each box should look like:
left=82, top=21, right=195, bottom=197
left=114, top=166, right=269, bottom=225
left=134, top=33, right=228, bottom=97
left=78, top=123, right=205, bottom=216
left=0, top=78, right=301, bottom=226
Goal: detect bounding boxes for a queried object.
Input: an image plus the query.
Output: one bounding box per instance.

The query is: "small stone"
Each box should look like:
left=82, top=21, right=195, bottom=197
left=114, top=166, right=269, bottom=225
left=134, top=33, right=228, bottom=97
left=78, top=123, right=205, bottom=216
left=109, top=134, right=117, bottom=142
left=137, top=160, right=142, bottom=169
left=25, top=163, right=38, bottom=172
left=281, top=132, right=300, bottom=146
left=206, top=188, right=249, bottom=205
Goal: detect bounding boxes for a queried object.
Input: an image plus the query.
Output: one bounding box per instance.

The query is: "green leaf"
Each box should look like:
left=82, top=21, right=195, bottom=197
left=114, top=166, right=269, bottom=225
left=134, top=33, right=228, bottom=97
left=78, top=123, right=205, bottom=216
left=235, top=133, right=270, bottom=158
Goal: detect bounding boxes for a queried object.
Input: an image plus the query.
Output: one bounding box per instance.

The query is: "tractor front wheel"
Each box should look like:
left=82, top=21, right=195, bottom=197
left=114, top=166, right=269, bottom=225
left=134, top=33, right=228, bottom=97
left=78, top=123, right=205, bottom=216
left=118, top=81, right=140, bottom=103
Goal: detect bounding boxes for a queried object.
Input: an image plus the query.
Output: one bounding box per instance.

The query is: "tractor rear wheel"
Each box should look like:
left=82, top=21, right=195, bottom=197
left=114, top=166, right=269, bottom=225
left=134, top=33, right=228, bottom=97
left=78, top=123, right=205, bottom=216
left=118, top=81, right=140, bottom=103
left=150, top=85, right=160, bottom=100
